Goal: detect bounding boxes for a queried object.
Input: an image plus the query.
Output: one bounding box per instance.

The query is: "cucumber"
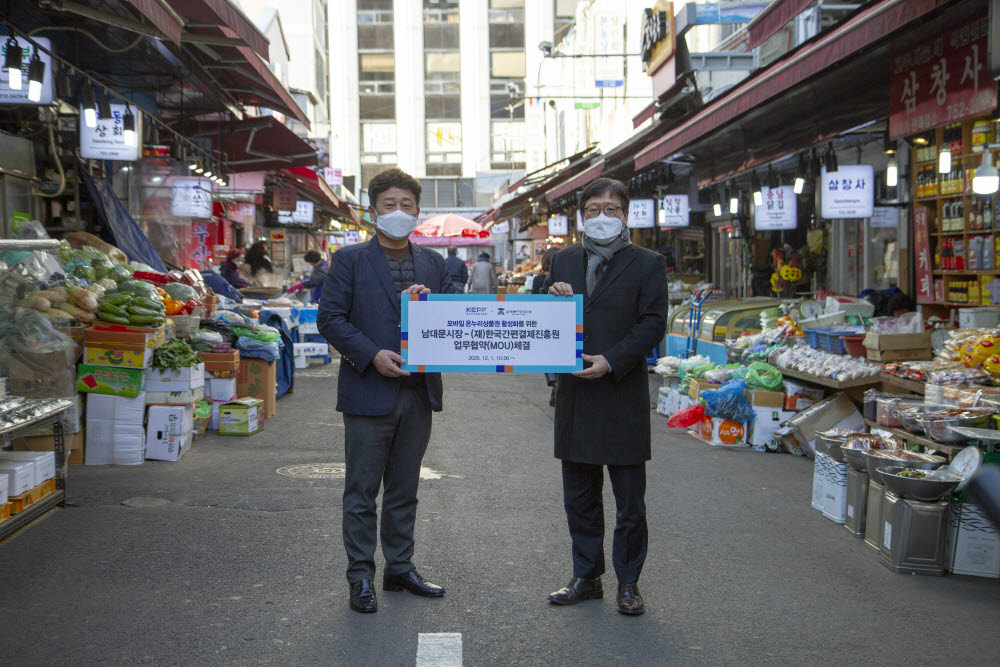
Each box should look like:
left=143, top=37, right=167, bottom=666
left=103, top=292, right=133, bottom=306
left=99, top=302, right=127, bottom=316
left=97, top=311, right=130, bottom=325
left=134, top=297, right=165, bottom=311
left=128, top=313, right=163, bottom=325
left=127, top=305, right=161, bottom=317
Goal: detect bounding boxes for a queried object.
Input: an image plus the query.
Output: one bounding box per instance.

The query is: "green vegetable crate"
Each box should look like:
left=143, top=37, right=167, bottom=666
left=219, top=398, right=264, bottom=436
left=77, top=364, right=145, bottom=397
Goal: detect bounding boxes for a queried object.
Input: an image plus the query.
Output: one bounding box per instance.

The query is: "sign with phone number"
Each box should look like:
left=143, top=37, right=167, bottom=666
left=401, top=294, right=584, bottom=373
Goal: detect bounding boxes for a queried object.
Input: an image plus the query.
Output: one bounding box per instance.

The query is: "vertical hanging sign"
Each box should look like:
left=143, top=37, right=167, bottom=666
left=754, top=186, right=797, bottom=230
left=658, top=195, right=689, bottom=227
left=914, top=206, right=934, bottom=304
left=594, top=12, right=624, bottom=87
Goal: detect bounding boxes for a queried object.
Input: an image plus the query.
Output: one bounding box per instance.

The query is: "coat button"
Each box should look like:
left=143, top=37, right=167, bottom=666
left=585, top=306, right=591, bottom=313
left=584, top=335, right=590, bottom=342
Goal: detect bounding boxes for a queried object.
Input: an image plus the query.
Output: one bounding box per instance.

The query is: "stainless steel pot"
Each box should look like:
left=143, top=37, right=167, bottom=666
left=877, top=466, right=960, bottom=502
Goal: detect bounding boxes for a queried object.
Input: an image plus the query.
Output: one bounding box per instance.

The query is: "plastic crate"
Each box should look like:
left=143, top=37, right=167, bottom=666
left=803, top=329, right=821, bottom=349
left=816, top=330, right=847, bottom=354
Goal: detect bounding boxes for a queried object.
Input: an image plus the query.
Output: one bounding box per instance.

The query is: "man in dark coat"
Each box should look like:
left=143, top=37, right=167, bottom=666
left=318, top=168, right=455, bottom=614
left=543, top=177, right=668, bottom=616
left=444, top=246, right=468, bottom=293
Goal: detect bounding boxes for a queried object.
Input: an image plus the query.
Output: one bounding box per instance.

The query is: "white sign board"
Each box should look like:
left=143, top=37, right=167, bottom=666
left=79, top=103, right=141, bottom=161
left=595, top=13, right=624, bottom=87
left=658, top=195, right=690, bottom=227
left=345, top=231, right=360, bottom=245
left=278, top=200, right=315, bottom=225
left=170, top=178, right=213, bottom=219
left=322, top=167, right=343, bottom=187
left=754, top=186, right=797, bottom=230
left=548, top=215, right=568, bottom=236
left=491, top=220, right=510, bottom=235
left=0, top=36, right=54, bottom=105
left=871, top=206, right=899, bottom=228
left=821, top=165, right=875, bottom=219
left=628, top=198, right=656, bottom=229
left=401, top=295, right=583, bottom=373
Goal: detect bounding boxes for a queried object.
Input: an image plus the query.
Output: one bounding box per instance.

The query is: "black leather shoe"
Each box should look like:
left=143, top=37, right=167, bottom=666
left=617, top=582, right=645, bottom=615
left=548, top=577, right=603, bottom=605
left=383, top=569, right=445, bottom=597
left=549, top=387, right=556, bottom=407
left=349, top=579, right=377, bottom=613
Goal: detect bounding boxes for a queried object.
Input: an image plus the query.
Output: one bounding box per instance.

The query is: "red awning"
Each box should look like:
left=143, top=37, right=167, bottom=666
left=281, top=167, right=339, bottom=209
left=191, top=117, right=317, bottom=173
left=164, top=0, right=269, bottom=59
left=125, top=0, right=183, bottom=45
left=747, top=0, right=816, bottom=50
left=545, top=162, right=604, bottom=202
left=635, top=0, right=947, bottom=171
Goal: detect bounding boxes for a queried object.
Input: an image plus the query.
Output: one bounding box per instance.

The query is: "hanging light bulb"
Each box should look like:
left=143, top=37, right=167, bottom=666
left=81, top=83, right=97, bottom=128
left=973, top=152, right=1000, bottom=195
left=938, top=146, right=951, bottom=174
left=712, top=190, right=722, bottom=217
left=751, top=171, right=763, bottom=207
left=204, top=165, right=213, bottom=178
left=97, top=90, right=112, bottom=120
left=27, top=51, right=45, bottom=102
left=122, top=105, right=137, bottom=146
left=886, top=158, right=898, bottom=187
left=5, top=37, right=23, bottom=90
left=729, top=189, right=739, bottom=215
left=793, top=154, right=807, bottom=194
left=194, top=158, right=205, bottom=174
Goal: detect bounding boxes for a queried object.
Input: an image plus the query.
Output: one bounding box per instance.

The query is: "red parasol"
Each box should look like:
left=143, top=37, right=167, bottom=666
left=411, top=213, right=492, bottom=246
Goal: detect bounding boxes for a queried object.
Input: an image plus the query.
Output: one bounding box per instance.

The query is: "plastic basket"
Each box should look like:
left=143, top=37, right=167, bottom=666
left=817, top=330, right=846, bottom=354
left=840, top=333, right=867, bottom=358
left=803, top=329, right=821, bottom=349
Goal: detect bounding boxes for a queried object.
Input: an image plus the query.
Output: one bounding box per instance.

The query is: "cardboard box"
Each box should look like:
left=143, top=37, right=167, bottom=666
left=77, top=365, right=145, bottom=397
left=12, top=428, right=85, bottom=466
left=198, top=350, right=239, bottom=378
left=294, top=342, right=328, bottom=357
left=862, top=331, right=931, bottom=351
left=205, top=377, right=238, bottom=403
left=85, top=419, right=145, bottom=465
left=749, top=407, right=796, bottom=451
left=145, top=363, right=206, bottom=392
left=84, top=324, right=159, bottom=368
left=688, top=378, right=719, bottom=401
left=699, top=416, right=747, bottom=447
left=87, top=393, right=146, bottom=423
left=656, top=387, right=671, bottom=416
left=145, top=405, right=194, bottom=461
left=783, top=380, right=825, bottom=411
left=784, top=393, right=864, bottom=458
left=0, top=472, right=7, bottom=503
left=744, top=390, right=785, bottom=408
left=236, top=359, right=277, bottom=419
left=219, top=397, right=264, bottom=435
left=0, top=451, right=55, bottom=486
left=944, top=502, right=1000, bottom=578
left=145, top=386, right=205, bottom=405
left=866, top=348, right=932, bottom=362
left=7, top=350, right=76, bottom=398
left=0, top=460, right=34, bottom=496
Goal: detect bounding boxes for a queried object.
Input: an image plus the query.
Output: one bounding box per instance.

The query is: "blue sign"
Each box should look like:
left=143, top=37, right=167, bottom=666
left=695, top=2, right=768, bottom=24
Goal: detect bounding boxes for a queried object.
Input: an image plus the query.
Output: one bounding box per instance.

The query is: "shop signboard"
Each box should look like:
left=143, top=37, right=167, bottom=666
left=0, top=36, right=54, bottom=105
left=189, top=221, right=211, bottom=270
left=278, top=200, right=315, bottom=225
left=914, top=206, right=934, bottom=304
left=658, top=194, right=689, bottom=227
left=694, top=3, right=768, bottom=24
left=79, top=103, right=142, bottom=161
left=492, top=221, right=510, bottom=235
left=628, top=198, right=656, bottom=229
left=889, top=16, right=995, bottom=139
left=595, top=12, right=624, bottom=87
left=322, top=167, right=343, bottom=187
left=871, top=207, right=900, bottom=229
left=548, top=215, right=569, bottom=236
left=820, top=165, right=875, bottom=219
left=401, top=294, right=584, bottom=373
left=345, top=231, right=360, bottom=245
left=272, top=187, right=297, bottom=211
left=170, top=178, right=213, bottom=219
left=754, top=186, right=796, bottom=230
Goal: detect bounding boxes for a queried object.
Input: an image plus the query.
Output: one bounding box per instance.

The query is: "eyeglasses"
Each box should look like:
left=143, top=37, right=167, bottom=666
left=583, top=205, right=623, bottom=219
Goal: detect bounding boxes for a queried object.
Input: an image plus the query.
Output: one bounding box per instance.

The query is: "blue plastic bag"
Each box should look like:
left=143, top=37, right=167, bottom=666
left=700, top=379, right=755, bottom=422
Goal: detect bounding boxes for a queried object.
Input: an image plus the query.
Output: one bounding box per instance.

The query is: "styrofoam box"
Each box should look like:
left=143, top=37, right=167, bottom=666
left=945, top=502, right=1000, bottom=578
left=145, top=363, right=206, bottom=392
left=0, top=451, right=55, bottom=486
left=298, top=321, right=319, bottom=335
left=294, top=342, right=328, bottom=357
left=86, top=393, right=147, bottom=423
left=0, top=472, right=7, bottom=504
left=206, top=377, right=238, bottom=403
left=85, top=419, right=146, bottom=466
left=958, top=307, right=1000, bottom=329
left=294, top=355, right=308, bottom=369
left=0, top=460, right=34, bottom=496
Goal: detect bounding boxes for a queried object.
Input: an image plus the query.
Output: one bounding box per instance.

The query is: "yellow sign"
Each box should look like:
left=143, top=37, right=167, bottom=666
left=642, top=1, right=675, bottom=75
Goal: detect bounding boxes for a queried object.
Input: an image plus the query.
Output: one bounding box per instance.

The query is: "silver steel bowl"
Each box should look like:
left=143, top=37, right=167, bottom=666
left=916, top=408, right=995, bottom=443
left=840, top=434, right=902, bottom=471
left=842, top=447, right=869, bottom=471
left=877, top=466, right=959, bottom=502
left=865, top=450, right=945, bottom=485
left=898, top=404, right=952, bottom=433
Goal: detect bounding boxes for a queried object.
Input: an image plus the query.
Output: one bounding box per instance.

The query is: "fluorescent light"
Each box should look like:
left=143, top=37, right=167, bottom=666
left=751, top=172, right=763, bottom=206
left=793, top=155, right=806, bottom=194
left=729, top=193, right=739, bottom=215
left=886, top=159, right=898, bottom=187
left=938, top=147, right=951, bottom=174
left=713, top=202, right=722, bottom=216
left=973, top=153, right=999, bottom=195
left=754, top=190, right=763, bottom=207
left=5, top=37, right=22, bottom=90
left=26, top=53, right=44, bottom=102
left=122, top=106, right=136, bottom=146
left=81, top=84, right=97, bottom=128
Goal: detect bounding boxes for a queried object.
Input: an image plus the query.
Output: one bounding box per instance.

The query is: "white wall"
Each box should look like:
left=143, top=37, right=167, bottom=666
left=328, top=4, right=359, bottom=181
left=460, top=1, right=491, bottom=176
left=393, top=0, right=425, bottom=175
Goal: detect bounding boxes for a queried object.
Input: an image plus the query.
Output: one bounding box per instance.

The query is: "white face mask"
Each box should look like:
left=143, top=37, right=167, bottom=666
left=583, top=213, right=624, bottom=244
left=375, top=209, right=418, bottom=240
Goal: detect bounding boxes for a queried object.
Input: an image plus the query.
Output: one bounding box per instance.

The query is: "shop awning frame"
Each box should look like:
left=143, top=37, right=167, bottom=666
left=190, top=117, right=318, bottom=173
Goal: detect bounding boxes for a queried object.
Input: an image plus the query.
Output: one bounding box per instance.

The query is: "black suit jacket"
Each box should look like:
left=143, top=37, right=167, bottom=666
left=317, top=239, right=454, bottom=416
left=544, top=244, right=668, bottom=465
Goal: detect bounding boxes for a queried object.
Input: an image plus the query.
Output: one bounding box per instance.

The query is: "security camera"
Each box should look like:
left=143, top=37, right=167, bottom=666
left=538, top=41, right=554, bottom=57
left=505, top=81, right=521, bottom=96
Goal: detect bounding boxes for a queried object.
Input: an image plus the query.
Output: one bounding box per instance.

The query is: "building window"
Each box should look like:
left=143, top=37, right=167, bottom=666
left=426, top=121, right=462, bottom=170
left=490, top=51, right=526, bottom=78
left=362, top=164, right=397, bottom=188
left=425, top=95, right=461, bottom=119
left=490, top=79, right=525, bottom=119
left=420, top=178, right=476, bottom=208
left=361, top=122, right=397, bottom=167
left=359, top=52, right=395, bottom=120
left=315, top=49, right=327, bottom=100
left=489, top=22, right=525, bottom=49
left=491, top=120, right=527, bottom=170
left=424, top=0, right=459, bottom=49
left=426, top=164, right=463, bottom=177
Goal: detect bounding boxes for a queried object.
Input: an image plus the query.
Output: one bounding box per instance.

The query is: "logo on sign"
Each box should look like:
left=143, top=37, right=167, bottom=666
left=640, top=9, right=668, bottom=72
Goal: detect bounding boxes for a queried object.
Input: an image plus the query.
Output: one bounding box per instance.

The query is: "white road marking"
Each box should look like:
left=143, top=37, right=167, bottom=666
left=416, top=632, right=462, bottom=666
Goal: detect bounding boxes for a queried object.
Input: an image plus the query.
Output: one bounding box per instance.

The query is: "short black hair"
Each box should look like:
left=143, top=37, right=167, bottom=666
left=368, top=167, right=422, bottom=208
left=447, top=246, right=457, bottom=255
left=579, top=177, right=630, bottom=212
left=304, top=250, right=322, bottom=264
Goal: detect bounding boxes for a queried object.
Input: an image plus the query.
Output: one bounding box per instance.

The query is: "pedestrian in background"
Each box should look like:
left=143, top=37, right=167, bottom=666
left=533, top=246, right=560, bottom=406
left=318, top=167, right=454, bottom=614
left=544, top=177, right=669, bottom=616
left=444, top=246, right=468, bottom=293
left=220, top=248, right=248, bottom=289
left=299, top=249, right=330, bottom=303
left=466, top=251, right=497, bottom=293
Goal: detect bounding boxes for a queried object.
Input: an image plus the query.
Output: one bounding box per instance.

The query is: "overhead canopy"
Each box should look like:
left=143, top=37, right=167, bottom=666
left=281, top=167, right=340, bottom=210
left=190, top=117, right=318, bottom=173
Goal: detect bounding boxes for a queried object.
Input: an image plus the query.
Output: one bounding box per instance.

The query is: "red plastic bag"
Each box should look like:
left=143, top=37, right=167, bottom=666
left=667, top=404, right=705, bottom=428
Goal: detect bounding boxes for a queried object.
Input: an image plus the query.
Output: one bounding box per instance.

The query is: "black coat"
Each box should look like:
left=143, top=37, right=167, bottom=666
left=544, top=244, right=668, bottom=465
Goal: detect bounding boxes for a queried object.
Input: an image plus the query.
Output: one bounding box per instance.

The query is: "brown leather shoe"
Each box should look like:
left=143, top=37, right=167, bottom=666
left=547, top=577, right=603, bottom=605
left=617, top=582, right=645, bottom=615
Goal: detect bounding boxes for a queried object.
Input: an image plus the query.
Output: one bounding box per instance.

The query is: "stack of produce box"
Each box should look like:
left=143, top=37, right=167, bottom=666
left=144, top=339, right=206, bottom=461
left=197, top=348, right=240, bottom=431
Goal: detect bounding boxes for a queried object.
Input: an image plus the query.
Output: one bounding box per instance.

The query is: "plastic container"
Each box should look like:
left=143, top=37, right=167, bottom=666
left=840, top=333, right=866, bottom=357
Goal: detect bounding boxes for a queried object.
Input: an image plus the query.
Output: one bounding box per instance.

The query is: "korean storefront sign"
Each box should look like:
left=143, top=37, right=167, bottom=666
left=79, top=103, right=142, bottom=161
left=345, top=231, right=360, bottom=245
left=323, top=167, right=343, bottom=187
left=627, top=198, right=656, bottom=228
left=595, top=11, right=624, bottom=87
left=272, top=187, right=297, bottom=211
left=889, top=16, right=996, bottom=139
left=491, top=221, right=510, bottom=235
left=820, top=165, right=875, bottom=219
left=913, top=206, right=934, bottom=304
left=548, top=215, right=569, bottom=236
left=657, top=194, right=689, bottom=228
left=401, top=294, right=583, bottom=373
left=278, top=199, right=315, bottom=225
left=0, top=36, right=53, bottom=105
left=170, top=178, right=213, bottom=218
left=754, top=186, right=796, bottom=230
left=871, top=207, right=900, bottom=229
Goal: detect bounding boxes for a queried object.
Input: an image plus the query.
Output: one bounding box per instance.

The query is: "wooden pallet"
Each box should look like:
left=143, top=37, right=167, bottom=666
left=8, top=478, right=56, bottom=515
left=0, top=502, right=10, bottom=522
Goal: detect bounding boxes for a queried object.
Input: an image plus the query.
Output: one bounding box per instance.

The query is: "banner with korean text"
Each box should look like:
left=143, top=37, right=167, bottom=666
left=401, top=295, right=584, bottom=373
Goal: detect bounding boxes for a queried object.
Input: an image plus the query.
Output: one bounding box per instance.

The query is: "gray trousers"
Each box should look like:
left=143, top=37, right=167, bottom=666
left=342, top=386, right=432, bottom=583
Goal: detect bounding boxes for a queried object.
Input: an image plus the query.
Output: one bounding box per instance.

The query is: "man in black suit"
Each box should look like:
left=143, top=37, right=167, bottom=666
left=318, top=168, right=455, bottom=614
left=444, top=246, right=468, bottom=293
left=544, top=178, right=668, bottom=616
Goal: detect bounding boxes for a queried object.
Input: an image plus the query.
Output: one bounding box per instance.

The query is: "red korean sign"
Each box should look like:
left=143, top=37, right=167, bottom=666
left=913, top=206, right=934, bottom=304
left=889, top=16, right=996, bottom=140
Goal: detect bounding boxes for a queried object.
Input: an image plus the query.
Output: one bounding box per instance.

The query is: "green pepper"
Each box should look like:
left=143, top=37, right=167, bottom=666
left=97, top=311, right=130, bottom=325
left=99, top=302, right=127, bottom=316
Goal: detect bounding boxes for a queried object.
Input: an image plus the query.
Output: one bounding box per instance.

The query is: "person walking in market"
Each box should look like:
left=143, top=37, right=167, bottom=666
left=544, top=177, right=669, bottom=616
left=317, top=167, right=455, bottom=614
left=466, top=251, right=497, bottom=293
left=297, top=249, right=330, bottom=303
left=444, top=246, right=468, bottom=293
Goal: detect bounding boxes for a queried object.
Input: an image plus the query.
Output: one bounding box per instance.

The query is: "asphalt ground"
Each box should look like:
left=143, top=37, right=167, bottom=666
left=1, top=361, right=998, bottom=666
